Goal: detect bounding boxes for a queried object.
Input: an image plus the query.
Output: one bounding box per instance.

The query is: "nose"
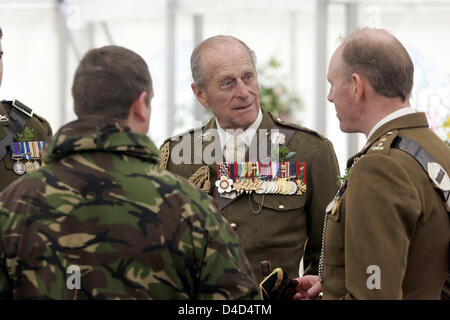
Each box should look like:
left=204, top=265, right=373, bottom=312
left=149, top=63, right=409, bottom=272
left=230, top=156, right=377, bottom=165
left=327, top=88, right=333, bottom=103
left=235, top=79, right=250, bottom=99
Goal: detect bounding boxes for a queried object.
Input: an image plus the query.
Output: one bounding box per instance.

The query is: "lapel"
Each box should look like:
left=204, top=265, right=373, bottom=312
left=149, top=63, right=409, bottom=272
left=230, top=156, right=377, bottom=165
left=346, top=112, right=430, bottom=168
left=201, top=117, right=221, bottom=178
left=246, top=108, right=275, bottom=162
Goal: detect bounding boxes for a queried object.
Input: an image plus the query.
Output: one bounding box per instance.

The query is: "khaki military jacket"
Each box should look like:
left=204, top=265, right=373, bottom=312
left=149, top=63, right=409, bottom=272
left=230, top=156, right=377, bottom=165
left=322, top=112, right=450, bottom=299
left=0, top=100, right=52, bottom=192
left=160, top=108, right=339, bottom=280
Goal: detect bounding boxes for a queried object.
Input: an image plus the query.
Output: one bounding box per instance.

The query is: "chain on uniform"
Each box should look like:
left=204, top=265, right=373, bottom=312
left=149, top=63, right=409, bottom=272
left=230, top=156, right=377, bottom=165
left=318, top=156, right=362, bottom=283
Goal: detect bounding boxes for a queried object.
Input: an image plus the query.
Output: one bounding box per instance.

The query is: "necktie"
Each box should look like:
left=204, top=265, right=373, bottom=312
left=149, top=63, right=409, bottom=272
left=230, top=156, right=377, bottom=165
left=224, top=136, right=246, bottom=162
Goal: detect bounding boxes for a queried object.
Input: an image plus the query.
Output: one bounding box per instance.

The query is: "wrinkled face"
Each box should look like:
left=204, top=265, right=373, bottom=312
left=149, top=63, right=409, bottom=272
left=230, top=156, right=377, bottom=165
left=0, top=40, right=3, bottom=87
left=327, top=48, right=361, bottom=133
left=195, top=41, right=260, bottom=130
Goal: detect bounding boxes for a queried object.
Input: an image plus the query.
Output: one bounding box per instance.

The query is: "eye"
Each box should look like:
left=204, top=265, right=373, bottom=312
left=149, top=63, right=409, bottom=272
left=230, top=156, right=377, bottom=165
left=221, top=79, right=234, bottom=89
left=244, top=73, right=253, bottom=80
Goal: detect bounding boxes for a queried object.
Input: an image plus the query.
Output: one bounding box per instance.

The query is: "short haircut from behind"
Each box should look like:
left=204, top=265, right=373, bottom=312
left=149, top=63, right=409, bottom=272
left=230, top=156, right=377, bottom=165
left=0, top=26, right=3, bottom=39
left=72, top=45, right=151, bottom=119
left=341, top=28, right=414, bottom=102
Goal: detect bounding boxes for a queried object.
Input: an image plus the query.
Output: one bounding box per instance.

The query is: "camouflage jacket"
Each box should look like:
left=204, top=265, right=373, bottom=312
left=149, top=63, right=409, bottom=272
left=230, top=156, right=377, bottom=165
left=0, top=117, right=258, bottom=300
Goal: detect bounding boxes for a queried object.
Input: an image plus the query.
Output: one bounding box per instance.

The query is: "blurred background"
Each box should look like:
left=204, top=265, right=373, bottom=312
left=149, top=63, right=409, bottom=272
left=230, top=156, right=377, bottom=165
left=1, top=0, right=449, bottom=173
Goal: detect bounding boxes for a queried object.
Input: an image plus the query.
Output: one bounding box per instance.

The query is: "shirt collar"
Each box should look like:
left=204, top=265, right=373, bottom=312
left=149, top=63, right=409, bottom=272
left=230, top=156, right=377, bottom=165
left=215, top=108, right=263, bottom=151
left=367, top=107, right=415, bottom=141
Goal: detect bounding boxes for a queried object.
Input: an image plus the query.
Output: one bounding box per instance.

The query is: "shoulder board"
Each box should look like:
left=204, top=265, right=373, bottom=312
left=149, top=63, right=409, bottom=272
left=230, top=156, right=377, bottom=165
left=12, top=99, right=34, bottom=117
left=159, top=125, right=205, bottom=170
left=367, top=130, right=399, bottom=155
left=1, top=99, right=34, bottom=117
left=268, top=111, right=328, bottom=140
left=161, top=124, right=207, bottom=145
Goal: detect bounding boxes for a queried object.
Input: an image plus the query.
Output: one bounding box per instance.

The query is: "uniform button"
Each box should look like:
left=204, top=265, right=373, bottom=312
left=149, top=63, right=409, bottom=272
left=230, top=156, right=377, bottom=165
left=387, top=131, right=393, bottom=135
left=230, top=223, right=237, bottom=230
left=279, top=204, right=285, bottom=210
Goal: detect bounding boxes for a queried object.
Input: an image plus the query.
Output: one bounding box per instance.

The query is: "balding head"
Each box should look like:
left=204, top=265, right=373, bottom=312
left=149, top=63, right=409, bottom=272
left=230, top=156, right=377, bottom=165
left=191, top=35, right=256, bottom=88
left=339, top=28, right=414, bottom=102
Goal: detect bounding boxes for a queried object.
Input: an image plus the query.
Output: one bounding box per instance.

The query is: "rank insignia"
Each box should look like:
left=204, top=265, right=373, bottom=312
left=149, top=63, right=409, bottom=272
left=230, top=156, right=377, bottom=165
left=371, top=141, right=384, bottom=151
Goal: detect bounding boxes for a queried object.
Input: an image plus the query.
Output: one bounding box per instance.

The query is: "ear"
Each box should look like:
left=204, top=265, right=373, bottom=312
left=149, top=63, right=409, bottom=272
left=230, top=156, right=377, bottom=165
left=351, top=73, right=364, bottom=103
left=191, top=83, right=210, bottom=108
left=130, top=91, right=148, bottom=121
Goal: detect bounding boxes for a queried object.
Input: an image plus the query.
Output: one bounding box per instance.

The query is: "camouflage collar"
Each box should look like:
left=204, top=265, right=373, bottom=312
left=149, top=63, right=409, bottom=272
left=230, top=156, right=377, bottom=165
left=43, top=118, right=159, bottom=163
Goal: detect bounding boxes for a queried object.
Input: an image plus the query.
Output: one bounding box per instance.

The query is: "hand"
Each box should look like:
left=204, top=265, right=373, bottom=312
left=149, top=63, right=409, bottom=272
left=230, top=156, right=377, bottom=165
left=293, top=275, right=322, bottom=300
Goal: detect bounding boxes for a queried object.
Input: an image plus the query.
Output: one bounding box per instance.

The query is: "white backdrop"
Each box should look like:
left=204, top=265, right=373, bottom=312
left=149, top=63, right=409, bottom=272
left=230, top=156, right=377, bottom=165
left=0, top=0, right=449, bottom=173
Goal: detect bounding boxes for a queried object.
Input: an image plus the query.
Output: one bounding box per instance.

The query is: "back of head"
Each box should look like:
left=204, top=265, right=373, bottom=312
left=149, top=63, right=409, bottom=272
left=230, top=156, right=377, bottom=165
left=0, top=26, right=2, bottom=39
left=340, top=28, right=414, bottom=102
left=72, top=45, right=151, bottom=120
left=190, top=35, right=256, bottom=88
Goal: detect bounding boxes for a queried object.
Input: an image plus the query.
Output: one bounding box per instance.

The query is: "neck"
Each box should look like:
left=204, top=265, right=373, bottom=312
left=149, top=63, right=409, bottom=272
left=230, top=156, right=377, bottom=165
left=362, top=97, right=410, bottom=137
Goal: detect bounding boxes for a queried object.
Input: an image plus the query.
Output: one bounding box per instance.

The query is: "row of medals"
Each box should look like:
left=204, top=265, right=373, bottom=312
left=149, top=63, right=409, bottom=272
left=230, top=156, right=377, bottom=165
left=232, top=178, right=305, bottom=195
left=12, top=154, right=41, bottom=175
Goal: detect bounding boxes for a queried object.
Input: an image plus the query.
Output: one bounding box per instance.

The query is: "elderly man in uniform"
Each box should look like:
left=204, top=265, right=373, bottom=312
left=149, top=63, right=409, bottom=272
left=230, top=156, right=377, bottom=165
left=0, top=45, right=258, bottom=299
left=0, top=26, right=52, bottom=192
left=160, top=35, right=340, bottom=281
left=294, top=28, right=449, bottom=300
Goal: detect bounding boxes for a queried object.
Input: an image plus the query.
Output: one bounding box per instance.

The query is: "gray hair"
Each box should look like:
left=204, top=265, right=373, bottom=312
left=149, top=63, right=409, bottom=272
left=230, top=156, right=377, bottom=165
left=190, top=35, right=256, bottom=88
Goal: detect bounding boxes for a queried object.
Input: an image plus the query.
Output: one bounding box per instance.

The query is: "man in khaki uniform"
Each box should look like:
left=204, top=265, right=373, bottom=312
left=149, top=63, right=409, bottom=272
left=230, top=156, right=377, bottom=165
left=0, top=26, right=52, bottom=192
left=295, top=28, right=449, bottom=299
left=160, top=35, right=339, bottom=281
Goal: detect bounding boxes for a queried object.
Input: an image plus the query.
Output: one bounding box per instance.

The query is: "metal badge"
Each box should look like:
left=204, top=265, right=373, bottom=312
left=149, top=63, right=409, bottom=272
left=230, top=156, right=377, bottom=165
left=427, top=162, right=450, bottom=191
left=33, top=160, right=41, bottom=170
left=0, top=114, right=8, bottom=122
left=25, top=161, right=35, bottom=173
left=13, top=161, right=26, bottom=175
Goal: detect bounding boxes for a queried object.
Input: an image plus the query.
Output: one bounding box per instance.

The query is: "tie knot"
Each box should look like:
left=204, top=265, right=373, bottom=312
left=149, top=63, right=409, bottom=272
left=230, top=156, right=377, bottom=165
left=224, top=136, right=246, bottom=162
left=225, top=136, right=245, bottom=150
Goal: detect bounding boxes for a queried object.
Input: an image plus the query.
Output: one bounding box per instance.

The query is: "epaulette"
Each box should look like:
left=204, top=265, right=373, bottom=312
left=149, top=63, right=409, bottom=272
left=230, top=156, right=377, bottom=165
left=268, top=112, right=327, bottom=141
left=165, top=127, right=197, bottom=144
left=159, top=126, right=204, bottom=170
left=367, top=130, right=399, bottom=155
left=1, top=99, right=35, bottom=118
left=11, top=99, right=34, bottom=117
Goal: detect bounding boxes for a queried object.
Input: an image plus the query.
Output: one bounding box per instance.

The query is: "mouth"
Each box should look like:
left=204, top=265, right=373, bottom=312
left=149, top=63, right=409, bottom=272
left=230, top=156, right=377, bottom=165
left=232, top=102, right=253, bottom=111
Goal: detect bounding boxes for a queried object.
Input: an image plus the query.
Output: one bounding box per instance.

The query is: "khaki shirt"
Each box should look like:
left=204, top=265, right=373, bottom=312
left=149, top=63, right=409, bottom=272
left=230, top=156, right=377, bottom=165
left=0, top=101, right=52, bottom=192
left=160, top=108, right=339, bottom=280
left=323, top=112, right=450, bottom=299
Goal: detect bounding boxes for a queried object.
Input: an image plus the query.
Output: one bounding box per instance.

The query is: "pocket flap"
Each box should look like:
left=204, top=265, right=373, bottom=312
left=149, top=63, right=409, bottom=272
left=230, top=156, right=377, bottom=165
left=251, top=192, right=306, bottom=212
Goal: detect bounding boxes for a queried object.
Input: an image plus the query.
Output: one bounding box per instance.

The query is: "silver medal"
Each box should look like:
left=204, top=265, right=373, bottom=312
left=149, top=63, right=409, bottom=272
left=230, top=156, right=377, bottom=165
left=288, top=181, right=298, bottom=195
left=13, top=161, right=26, bottom=175
left=33, top=160, right=40, bottom=170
